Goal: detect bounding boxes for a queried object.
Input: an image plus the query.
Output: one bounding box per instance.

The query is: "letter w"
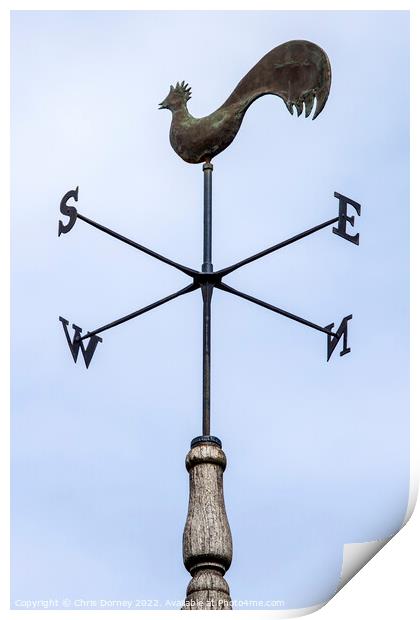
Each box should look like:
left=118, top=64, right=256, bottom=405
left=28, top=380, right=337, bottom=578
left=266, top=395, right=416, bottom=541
left=59, top=316, right=102, bottom=368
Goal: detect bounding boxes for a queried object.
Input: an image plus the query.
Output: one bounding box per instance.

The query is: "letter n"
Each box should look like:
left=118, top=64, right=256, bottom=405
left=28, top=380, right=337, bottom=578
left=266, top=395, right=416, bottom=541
left=324, top=315, right=352, bottom=361
left=59, top=316, right=102, bottom=368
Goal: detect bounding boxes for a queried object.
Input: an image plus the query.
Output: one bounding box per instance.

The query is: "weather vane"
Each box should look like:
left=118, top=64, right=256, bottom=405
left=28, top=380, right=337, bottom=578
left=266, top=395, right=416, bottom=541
left=58, top=40, right=361, bottom=610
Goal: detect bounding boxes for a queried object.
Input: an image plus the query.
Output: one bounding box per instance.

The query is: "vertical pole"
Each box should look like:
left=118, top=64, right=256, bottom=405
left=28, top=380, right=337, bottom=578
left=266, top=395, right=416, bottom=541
left=183, top=163, right=233, bottom=609
left=202, top=162, right=213, bottom=273
left=202, top=162, right=213, bottom=437
left=202, top=283, right=212, bottom=436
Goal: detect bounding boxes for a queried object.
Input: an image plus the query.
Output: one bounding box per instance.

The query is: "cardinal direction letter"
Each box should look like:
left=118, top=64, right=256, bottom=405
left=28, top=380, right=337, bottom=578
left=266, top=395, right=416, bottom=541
left=58, top=187, right=79, bottom=236
left=59, top=316, right=102, bottom=368
left=332, top=192, right=361, bottom=245
left=324, top=314, right=352, bottom=361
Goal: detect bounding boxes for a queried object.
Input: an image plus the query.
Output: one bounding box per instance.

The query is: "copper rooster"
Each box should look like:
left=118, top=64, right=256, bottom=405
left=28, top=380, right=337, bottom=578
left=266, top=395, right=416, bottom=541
left=159, top=40, right=331, bottom=164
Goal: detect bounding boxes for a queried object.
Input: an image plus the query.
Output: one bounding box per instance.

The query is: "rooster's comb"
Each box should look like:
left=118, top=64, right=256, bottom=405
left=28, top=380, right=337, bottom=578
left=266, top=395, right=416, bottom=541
left=173, top=80, right=192, bottom=102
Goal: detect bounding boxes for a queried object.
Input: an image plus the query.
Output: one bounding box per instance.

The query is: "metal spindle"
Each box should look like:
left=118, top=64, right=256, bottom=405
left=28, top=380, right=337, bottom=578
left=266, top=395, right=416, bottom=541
left=202, top=162, right=213, bottom=436
left=202, top=162, right=213, bottom=273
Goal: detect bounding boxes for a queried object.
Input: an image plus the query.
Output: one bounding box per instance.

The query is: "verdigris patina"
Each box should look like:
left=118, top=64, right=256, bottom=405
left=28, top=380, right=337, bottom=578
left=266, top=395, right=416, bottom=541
left=159, top=40, right=331, bottom=164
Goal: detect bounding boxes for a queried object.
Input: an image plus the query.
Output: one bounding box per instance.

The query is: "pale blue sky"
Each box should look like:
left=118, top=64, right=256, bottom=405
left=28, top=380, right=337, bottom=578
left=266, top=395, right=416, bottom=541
left=11, top=10, right=409, bottom=610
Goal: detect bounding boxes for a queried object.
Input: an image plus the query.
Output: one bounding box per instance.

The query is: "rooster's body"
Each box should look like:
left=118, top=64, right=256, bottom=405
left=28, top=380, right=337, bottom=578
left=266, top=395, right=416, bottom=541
left=159, top=40, right=331, bottom=164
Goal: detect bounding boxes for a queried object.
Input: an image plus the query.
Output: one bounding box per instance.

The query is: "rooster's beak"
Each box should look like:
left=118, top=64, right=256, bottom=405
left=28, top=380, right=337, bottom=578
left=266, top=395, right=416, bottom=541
left=158, top=102, right=166, bottom=110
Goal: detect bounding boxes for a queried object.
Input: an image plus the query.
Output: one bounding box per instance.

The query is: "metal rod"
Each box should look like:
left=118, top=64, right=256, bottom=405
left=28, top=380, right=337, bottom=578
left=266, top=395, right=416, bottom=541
left=201, top=162, right=214, bottom=435
left=202, top=163, right=213, bottom=273
left=217, top=282, right=338, bottom=338
left=202, top=284, right=212, bottom=436
left=77, top=212, right=198, bottom=278
left=79, top=283, right=198, bottom=340
left=217, top=216, right=340, bottom=277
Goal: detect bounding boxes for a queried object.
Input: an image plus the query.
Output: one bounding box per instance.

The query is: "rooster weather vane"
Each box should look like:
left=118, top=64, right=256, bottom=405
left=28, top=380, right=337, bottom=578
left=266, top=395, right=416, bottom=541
left=59, top=40, right=361, bottom=608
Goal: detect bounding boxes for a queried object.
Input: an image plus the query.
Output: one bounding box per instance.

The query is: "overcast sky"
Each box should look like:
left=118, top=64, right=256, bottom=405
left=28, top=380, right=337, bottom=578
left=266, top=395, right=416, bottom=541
left=11, top=10, right=409, bottom=610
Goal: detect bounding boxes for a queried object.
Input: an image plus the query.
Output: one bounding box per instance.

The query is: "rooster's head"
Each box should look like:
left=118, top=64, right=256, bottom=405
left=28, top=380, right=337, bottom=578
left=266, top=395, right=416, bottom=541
left=159, top=81, right=192, bottom=111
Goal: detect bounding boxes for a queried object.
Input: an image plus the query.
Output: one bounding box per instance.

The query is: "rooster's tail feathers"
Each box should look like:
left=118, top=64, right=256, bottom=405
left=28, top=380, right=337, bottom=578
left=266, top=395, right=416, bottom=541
left=222, top=40, right=331, bottom=120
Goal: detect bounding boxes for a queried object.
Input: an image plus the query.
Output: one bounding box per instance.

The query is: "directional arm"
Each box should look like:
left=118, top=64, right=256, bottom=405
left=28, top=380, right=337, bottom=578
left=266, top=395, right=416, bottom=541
left=216, top=282, right=338, bottom=339
left=79, top=282, right=198, bottom=341
left=76, top=213, right=198, bottom=277
left=58, top=188, right=198, bottom=278
left=215, top=190, right=361, bottom=279
left=216, top=216, right=339, bottom=278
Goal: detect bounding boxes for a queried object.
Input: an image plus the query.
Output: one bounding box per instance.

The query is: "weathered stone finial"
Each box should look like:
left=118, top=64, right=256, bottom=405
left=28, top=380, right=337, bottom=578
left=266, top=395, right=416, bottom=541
left=182, top=437, right=233, bottom=610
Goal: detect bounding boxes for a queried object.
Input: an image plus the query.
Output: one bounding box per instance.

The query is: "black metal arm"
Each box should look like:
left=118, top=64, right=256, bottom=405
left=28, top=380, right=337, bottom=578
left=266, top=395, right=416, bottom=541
left=76, top=213, right=199, bottom=278
left=216, top=216, right=339, bottom=277
left=79, top=283, right=198, bottom=341
left=216, top=282, right=338, bottom=339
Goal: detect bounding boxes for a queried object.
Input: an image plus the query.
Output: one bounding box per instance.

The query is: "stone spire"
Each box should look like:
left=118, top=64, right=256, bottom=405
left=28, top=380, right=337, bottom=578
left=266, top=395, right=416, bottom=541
left=182, top=436, right=233, bottom=610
